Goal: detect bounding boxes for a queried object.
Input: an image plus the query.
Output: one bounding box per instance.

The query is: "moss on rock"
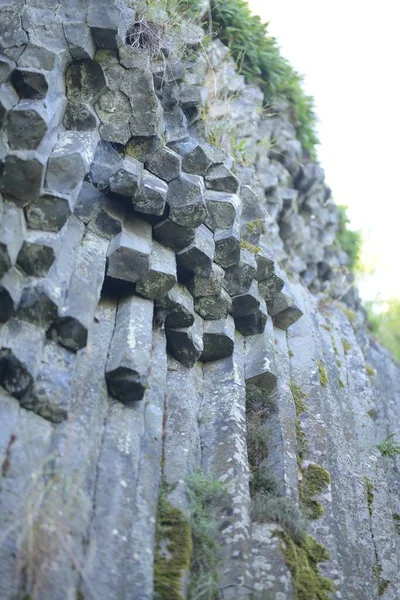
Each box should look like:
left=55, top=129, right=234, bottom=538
left=300, top=464, right=331, bottom=520
left=317, top=360, right=328, bottom=388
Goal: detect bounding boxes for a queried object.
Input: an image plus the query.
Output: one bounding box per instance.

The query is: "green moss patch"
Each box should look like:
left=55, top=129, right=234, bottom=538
left=154, top=489, right=192, bottom=600
left=317, top=360, right=328, bottom=388
left=300, top=464, right=331, bottom=521
left=275, top=530, right=334, bottom=600
left=342, top=339, right=351, bottom=354
left=240, top=239, right=261, bottom=254
left=365, top=477, right=374, bottom=517
left=372, top=563, right=390, bottom=597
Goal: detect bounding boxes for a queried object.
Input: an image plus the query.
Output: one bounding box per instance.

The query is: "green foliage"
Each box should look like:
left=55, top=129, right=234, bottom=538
left=372, top=563, right=390, bottom=597
left=342, top=338, right=351, bottom=354
left=154, top=488, right=193, bottom=600
left=289, top=382, right=307, bottom=415
left=208, top=0, right=319, bottom=156
left=186, top=470, right=226, bottom=600
left=366, top=299, right=400, bottom=362
left=253, top=495, right=307, bottom=544
left=317, top=360, right=328, bottom=388
left=275, top=531, right=334, bottom=600
left=167, top=0, right=205, bottom=20
left=377, top=434, right=400, bottom=457
left=300, top=464, right=331, bottom=520
left=365, top=477, right=374, bottom=516
left=336, top=205, right=362, bottom=271
left=240, top=239, right=261, bottom=254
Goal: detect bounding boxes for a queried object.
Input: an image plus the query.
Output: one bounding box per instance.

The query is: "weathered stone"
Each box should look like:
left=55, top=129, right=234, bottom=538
left=74, top=182, right=105, bottom=224
left=0, top=268, right=23, bottom=322
left=194, top=288, right=232, bottom=321
left=11, top=67, right=48, bottom=99
left=63, top=101, right=99, bottom=131
left=163, top=104, right=187, bottom=144
left=17, top=44, right=56, bottom=71
left=201, top=316, right=235, bottom=362
left=166, top=314, right=203, bottom=368
left=133, top=170, right=168, bottom=216
left=88, top=141, right=122, bottom=191
left=0, top=152, right=45, bottom=206
left=0, top=82, right=19, bottom=127
left=268, top=285, right=304, bottom=330
left=127, top=78, right=163, bottom=137
left=95, top=89, right=132, bottom=145
left=136, top=242, right=177, bottom=300
left=176, top=224, right=215, bottom=278
left=177, top=83, right=202, bottom=108
left=109, top=157, right=143, bottom=197
left=187, top=263, right=224, bottom=298
left=145, top=147, right=182, bottom=183
left=255, top=244, right=275, bottom=282
left=0, top=318, right=44, bottom=399
left=244, top=321, right=277, bottom=394
left=258, top=266, right=286, bottom=302
left=0, top=201, right=25, bottom=277
left=49, top=232, right=108, bottom=351
left=118, top=45, right=150, bottom=70
left=234, top=298, right=268, bottom=336
left=205, top=190, right=241, bottom=231
left=26, top=192, right=76, bottom=232
left=65, top=59, right=107, bottom=103
left=153, top=218, right=195, bottom=250
left=155, top=284, right=195, bottom=328
left=20, top=341, right=76, bottom=423
left=106, top=215, right=152, bottom=283
left=167, top=173, right=206, bottom=227
left=18, top=216, right=85, bottom=328
left=106, top=296, right=153, bottom=402
left=214, top=219, right=241, bottom=269
left=205, top=164, right=239, bottom=194
left=126, top=135, right=163, bottom=162
left=170, top=137, right=212, bottom=176
left=87, top=5, right=126, bottom=49
left=6, top=100, right=49, bottom=150
left=46, top=131, right=99, bottom=194
left=0, top=55, right=14, bottom=84
left=16, top=230, right=59, bottom=277
left=231, top=279, right=261, bottom=317
left=63, top=22, right=95, bottom=61
left=223, top=248, right=257, bottom=296
left=87, top=194, right=126, bottom=239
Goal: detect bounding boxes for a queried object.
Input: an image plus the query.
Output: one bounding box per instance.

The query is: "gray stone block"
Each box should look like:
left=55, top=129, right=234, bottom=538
left=268, top=285, right=304, bottom=330
left=170, top=137, right=212, bottom=176
left=194, top=288, right=232, bottom=321
left=109, top=156, right=143, bottom=197
left=11, top=67, right=48, bottom=99
left=74, top=182, right=105, bottom=224
left=136, top=242, right=177, bottom=300
left=63, top=22, right=95, bottom=60
left=0, top=82, right=19, bottom=128
left=255, top=244, right=275, bottom=282
left=0, top=268, right=23, bottom=322
left=17, top=44, right=56, bottom=71
left=187, top=262, right=224, bottom=298
left=26, top=192, right=77, bottom=232
left=126, top=135, right=163, bottom=162
left=133, top=170, right=168, bottom=216
left=153, top=218, right=195, bottom=250
left=118, top=45, right=150, bottom=70
left=0, top=201, right=25, bottom=277
left=87, top=194, right=126, bottom=239
left=205, top=164, right=239, bottom=194
left=16, top=230, right=59, bottom=277
left=18, top=216, right=85, bottom=328
left=49, top=232, right=108, bottom=351
left=163, top=104, right=188, bottom=144
left=95, top=89, right=132, bottom=145
left=166, top=314, right=203, bottom=368
left=244, top=321, right=277, bottom=394
left=223, top=248, right=257, bottom=296
left=167, top=173, right=206, bottom=227
left=20, top=341, right=76, bottom=422
left=177, top=83, right=202, bottom=108
left=155, top=284, right=195, bottom=328
left=46, top=131, right=99, bottom=194
left=258, top=265, right=286, bottom=302
left=234, top=298, right=268, bottom=336
left=201, top=316, right=235, bottom=362
left=106, top=295, right=153, bottom=402
left=87, top=5, right=126, bottom=49
left=205, top=190, right=241, bottom=231
left=176, top=224, right=215, bottom=277
left=106, top=215, right=152, bottom=283
left=6, top=100, right=49, bottom=150
left=145, top=147, right=182, bottom=183
left=214, top=218, right=241, bottom=269
left=89, top=141, right=123, bottom=191
left=63, top=101, right=100, bottom=131
left=65, top=59, right=107, bottom=103
left=0, top=55, right=15, bottom=84
left=0, top=151, right=45, bottom=206
left=0, top=318, right=44, bottom=399
left=231, top=279, right=261, bottom=317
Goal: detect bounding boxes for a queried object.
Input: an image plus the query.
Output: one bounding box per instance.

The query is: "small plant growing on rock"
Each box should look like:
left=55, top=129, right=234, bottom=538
left=377, top=434, right=400, bottom=457
left=317, top=360, right=328, bottom=388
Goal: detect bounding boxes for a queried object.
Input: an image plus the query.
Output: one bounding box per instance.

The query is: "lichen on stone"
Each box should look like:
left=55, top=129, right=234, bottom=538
left=299, top=464, right=331, bottom=520
left=365, top=476, right=374, bottom=517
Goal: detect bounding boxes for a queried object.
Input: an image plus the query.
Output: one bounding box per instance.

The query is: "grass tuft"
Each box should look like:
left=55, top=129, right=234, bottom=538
left=317, top=360, right=328, bottom=388
left=377, top=434, right=400, bottom=457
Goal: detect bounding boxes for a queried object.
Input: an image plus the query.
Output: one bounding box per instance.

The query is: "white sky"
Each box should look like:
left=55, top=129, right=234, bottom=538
left=248, top=0, right=400, bottom=302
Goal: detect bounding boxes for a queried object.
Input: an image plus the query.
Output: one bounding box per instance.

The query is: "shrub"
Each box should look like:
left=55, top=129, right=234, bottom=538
left=366, top=299, right=400, bottom=362
left=208, top=0, right=319, bottom=157
left=336, top=205, right=362, bottom=271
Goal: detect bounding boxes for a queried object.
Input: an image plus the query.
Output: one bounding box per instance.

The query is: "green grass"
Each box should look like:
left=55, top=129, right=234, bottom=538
left=377, top=434, right=400, bottom=457
left=335, top=205, right=362, bottom=271
left=207, top=0, right=319, bottom=157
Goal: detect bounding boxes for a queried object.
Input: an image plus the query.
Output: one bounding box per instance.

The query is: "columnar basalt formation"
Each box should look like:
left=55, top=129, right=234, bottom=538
left=0, top=2, right=399, bottom=600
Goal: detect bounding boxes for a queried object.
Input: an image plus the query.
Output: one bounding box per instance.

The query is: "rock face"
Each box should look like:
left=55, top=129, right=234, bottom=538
left=0, top=3, right=399, bottom=600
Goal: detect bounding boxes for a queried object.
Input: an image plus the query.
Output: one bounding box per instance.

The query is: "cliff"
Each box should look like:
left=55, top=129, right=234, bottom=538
left=0, top=1, right=399, bottom=599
